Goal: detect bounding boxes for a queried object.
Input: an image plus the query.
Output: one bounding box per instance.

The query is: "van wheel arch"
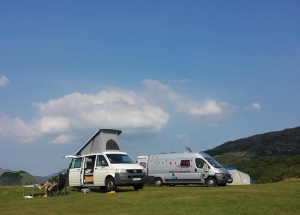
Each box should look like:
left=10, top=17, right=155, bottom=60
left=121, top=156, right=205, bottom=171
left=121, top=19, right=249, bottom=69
left=206, top=177, right=217, bottom=187
left=105, top=176, right=117, bottom=192
left=154, top=177, right=163, bottom=187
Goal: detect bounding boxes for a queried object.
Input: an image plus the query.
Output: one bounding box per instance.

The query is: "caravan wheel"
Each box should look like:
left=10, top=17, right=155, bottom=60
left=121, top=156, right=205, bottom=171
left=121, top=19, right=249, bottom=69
left=154, top=178, right=163, bottom=187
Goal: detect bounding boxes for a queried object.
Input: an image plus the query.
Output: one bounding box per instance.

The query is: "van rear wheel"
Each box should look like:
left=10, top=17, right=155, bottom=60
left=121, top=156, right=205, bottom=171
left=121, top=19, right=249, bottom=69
left=154, top=178, right=163, bottom=187
left=105, top=177, right=117, bottom=192
left=206, top=177, right=216, bottom=187
left=133, top=184, right=144, bottom=190
left=73, top=186, right=82, bottom=192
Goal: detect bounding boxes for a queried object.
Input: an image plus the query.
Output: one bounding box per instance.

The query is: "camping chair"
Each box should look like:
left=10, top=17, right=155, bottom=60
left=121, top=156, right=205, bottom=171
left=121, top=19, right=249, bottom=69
left=47, top=173, right=67, bottom=197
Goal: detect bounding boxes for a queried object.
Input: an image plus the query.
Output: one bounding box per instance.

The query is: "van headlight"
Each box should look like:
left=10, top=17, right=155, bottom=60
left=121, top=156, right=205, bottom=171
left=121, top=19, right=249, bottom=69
left=115, top=169, right=127, bottom=173
left=142, top=168, right=146, bottom=173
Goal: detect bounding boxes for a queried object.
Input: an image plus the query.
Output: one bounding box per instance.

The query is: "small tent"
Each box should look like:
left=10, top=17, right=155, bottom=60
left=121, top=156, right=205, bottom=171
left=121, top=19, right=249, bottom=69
left=223, top=166, right=254, bottom=185
left=0, top=170, right=37, bottom=186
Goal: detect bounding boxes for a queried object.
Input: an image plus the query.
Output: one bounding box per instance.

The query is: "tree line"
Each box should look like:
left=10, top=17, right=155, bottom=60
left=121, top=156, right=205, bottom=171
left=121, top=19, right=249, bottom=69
left=227, top=155, right=300, bottom=183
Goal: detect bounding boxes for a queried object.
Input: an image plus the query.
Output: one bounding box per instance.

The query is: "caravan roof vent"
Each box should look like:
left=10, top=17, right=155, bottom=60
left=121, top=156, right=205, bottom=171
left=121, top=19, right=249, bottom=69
left=185, top=147, right=192, bottom=153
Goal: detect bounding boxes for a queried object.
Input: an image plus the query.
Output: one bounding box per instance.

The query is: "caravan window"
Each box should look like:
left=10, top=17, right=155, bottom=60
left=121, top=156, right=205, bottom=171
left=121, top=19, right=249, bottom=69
left=180, top=160, right=190, bottom=167
left=71, top=157, right=82, bottom=168
left=139, top=162, right=146, bottom=168
left=195, top=158, right=206, bottom=168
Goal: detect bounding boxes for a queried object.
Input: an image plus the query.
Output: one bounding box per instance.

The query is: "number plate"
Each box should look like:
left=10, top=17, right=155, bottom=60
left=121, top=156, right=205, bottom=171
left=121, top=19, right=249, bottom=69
left=133, top=178, right=141, bottom=181
left=228, top=179, right=232, bottom=181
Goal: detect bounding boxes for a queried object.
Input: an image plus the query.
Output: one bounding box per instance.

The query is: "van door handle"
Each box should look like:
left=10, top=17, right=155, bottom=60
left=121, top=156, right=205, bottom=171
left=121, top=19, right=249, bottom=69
left=195, top=168, right=197, bottom=172
left=95, top=168, right=97, bottom=169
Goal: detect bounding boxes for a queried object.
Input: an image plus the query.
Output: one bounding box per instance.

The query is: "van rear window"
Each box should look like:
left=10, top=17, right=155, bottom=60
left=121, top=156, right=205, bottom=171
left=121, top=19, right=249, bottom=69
left=180, top=160, right=190, bottom=167
left=139, top=162, right=146, bottom=168
left=71, top=158, right=82, bottom=168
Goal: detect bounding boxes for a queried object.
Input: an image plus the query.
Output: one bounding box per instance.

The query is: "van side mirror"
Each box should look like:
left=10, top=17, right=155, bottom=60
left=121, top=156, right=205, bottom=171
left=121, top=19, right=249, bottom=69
left=101, top=160, right=108, bottom=166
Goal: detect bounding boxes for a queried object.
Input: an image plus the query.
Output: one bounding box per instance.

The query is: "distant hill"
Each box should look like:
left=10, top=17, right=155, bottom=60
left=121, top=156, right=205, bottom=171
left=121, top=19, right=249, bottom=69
left=0, top=168, right=13, bottom=175
left=204, top=126, right=300, bottom=165
left=33, top=176, right=49, bottom=184
left=0, top=168, right=67, bottom=184
left=43, top=169, right=68, bottom=179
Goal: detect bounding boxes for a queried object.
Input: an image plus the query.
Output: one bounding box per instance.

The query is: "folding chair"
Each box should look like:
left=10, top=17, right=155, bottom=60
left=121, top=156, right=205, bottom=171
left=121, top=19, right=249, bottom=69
left=47, top=173, right=67, bottom=197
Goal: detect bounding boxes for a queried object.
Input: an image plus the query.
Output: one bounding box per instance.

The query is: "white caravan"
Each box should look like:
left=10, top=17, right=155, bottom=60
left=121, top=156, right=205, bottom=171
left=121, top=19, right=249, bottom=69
left=65, top=129, right=146, bottom=192
left=138, top=148, right=233, bottom=187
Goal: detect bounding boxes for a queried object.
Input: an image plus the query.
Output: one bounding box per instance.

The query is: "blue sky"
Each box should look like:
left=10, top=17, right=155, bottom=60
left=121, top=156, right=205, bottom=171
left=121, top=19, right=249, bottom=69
left=0, top=1, right=299, bottom=176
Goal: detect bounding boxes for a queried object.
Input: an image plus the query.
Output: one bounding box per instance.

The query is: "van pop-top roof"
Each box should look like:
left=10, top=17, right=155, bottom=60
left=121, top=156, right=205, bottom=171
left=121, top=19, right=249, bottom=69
left=75, top=129, right=122, bottom=156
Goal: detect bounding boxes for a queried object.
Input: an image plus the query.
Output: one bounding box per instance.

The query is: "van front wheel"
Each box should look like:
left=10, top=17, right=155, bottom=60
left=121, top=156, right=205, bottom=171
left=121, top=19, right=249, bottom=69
left=206, top=177, right=216, bottom=187
left=105, top=177, right=117, bottom=192
left=154, top=178, right=163, bottom=187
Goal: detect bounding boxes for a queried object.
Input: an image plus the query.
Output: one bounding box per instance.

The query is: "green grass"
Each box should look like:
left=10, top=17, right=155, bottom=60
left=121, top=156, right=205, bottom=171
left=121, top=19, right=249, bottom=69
left=1, top=180, right=300, bottom=215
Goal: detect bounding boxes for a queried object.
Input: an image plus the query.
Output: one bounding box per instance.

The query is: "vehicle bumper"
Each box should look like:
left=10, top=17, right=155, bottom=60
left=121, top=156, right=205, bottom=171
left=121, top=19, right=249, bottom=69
left=115, top=173, right=146, bottom=186
left=215, top=173, right=233, bottom=184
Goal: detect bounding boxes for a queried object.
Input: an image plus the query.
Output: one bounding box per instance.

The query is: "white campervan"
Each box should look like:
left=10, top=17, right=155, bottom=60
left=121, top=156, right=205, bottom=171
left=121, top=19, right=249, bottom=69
left=65, top=129, right=146, bottom=192
left=138, top=147, right=232, bottom=187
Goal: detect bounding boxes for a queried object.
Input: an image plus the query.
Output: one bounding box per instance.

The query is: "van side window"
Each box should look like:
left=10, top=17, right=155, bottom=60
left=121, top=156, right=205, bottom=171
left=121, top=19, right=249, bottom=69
left=71, top=158, right=82, bottom=168
left=195, top=158, right=206, bottom=168
left=180, top=160, right=190, bottom=167
left=96, top=155, right=108, bottom=166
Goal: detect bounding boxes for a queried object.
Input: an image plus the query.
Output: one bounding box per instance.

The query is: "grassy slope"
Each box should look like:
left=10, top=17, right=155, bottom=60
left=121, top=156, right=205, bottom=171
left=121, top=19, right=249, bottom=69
left=1, top=180, right=300, bottom=215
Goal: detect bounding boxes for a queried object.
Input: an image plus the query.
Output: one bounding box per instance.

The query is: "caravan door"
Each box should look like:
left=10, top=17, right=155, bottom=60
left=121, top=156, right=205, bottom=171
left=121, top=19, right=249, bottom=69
left=69, top=157, right=83, bottom=186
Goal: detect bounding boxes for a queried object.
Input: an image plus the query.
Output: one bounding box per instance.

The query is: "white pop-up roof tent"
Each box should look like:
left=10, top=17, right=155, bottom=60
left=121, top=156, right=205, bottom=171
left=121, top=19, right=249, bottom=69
left=74, top=129, right=122, bottom=156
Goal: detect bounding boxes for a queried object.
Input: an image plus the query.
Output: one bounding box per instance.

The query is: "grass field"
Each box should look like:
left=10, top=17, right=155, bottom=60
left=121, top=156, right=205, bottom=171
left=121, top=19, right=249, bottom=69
left=1, top=180, right=300, bottom=215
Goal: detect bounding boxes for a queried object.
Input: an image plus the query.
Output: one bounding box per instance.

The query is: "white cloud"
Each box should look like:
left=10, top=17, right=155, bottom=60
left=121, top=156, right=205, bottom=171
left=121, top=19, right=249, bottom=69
left=252, top=103, right=261, bottom=109
left=0, top=88, right=170, bottom=143
left=52, top=134, right=71, bottom=144
left=0, top=75, right=9, bottom=87
left=0, top=79, right=235, bottom=144
left=209, top=123, right=219, bottom=127
left=0, top=114, right=40, bottom=142
left=177, top=134, right=193, bottom=145
left=141, top=79, right=230, bottom=116
left=188, top=100, right=222, bottom=115
left=36, top=117, right=71, bottom=133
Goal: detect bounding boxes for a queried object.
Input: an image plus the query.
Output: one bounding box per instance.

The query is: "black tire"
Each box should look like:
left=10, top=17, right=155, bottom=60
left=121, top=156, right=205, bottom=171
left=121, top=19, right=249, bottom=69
left=133, top=184, right=144, bottom=190
left=206, top=177, right=217, bottom=187
left=154, top=178, right=163, bottom=187
left=105, top=177, right=117, bottom=192
left=218, top=183, right=227, bottom=186
left=73, top=186, right=82, bottom=192
left=99, top=186, right=107, bottom=192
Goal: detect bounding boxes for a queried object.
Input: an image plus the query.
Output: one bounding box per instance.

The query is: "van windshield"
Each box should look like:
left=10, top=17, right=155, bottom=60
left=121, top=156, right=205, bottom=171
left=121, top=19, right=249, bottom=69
left=106, top=154, right=136, bottom=164
left=205, top=157, right=222, bottom=168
